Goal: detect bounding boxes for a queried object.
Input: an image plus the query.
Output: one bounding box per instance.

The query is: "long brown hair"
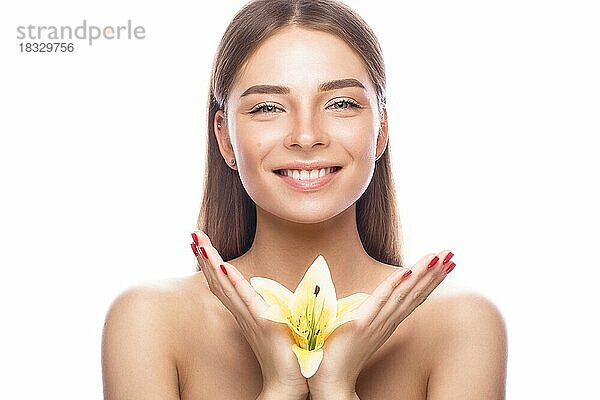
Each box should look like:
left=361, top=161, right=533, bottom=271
left=195, top=0, right=405, bottom=270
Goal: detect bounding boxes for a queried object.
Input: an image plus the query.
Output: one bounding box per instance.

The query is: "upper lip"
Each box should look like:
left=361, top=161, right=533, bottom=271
left=273, top=162, right=342, bottom=171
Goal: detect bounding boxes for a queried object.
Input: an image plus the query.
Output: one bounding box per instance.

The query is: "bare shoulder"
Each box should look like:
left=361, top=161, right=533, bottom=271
left=424, top=290, right=507, bottom=334
left=104, top=274, right=206, bottom=324
left=102, top=275, right=206, bottom=399
left=103, top=273, right=215, bottom=340
left=103, top=273, right=207, bottom=321
left=421, top=290, right=508, bottom=399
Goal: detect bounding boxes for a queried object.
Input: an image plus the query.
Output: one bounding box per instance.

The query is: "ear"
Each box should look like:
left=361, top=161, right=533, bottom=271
left=375, top=105, right=389, bottom=161
left=213, top=110, right=237, bottom=170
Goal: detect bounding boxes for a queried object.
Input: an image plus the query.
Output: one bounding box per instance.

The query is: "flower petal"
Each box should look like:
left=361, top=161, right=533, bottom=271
left=259, top=304, right=310, bottom=348
left=323, top=293, right=370, bottom=341
left=292, top=343, right=324, bottom=378
left=335, top=292, right=370, bottom=318
left=259, top=303, right=290, bottom=324
left=250, top=276, right=294, bottom=314
left=291, top=255, right=338, bottom=330
left=290, top=329, right=309, bottom=349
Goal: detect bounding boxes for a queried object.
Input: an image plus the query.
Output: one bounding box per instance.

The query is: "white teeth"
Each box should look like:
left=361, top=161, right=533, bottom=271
left=279, top=168, right=337, bottom=181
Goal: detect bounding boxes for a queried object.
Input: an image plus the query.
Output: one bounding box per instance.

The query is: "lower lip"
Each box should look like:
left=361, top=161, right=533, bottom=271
left=274, top=169, right=341, bottom=192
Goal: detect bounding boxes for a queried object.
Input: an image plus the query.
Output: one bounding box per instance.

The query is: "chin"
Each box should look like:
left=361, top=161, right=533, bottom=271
left=259, top=199, right=353, bottom=225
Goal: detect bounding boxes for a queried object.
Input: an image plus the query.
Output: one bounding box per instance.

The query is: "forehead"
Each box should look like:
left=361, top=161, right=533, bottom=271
left=231, top=26, right=375, bottom=97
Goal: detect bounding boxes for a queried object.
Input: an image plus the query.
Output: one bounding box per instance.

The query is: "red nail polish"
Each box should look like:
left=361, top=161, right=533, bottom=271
left=442, top=251, right=454, bottom=265
left=191, top=232, right=199, bottom=246
left=190, top=243, right=199, bottom=256
left=200, top=246, right=208, bottom=259
left=401, top=270, right=412, bottom=280
left=444, top=262, right=456, bottom=274
left=220, top=264, right=228, bottom=275
left=427, top=256, right=439, bottom=269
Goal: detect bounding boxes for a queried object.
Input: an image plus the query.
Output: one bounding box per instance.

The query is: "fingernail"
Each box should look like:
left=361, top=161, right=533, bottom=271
left=442, top=251, right=454, bottom=265
left=190, top=243, right=199, bottom=257
left=401, top=269, right=412, bottom=280
left=427, top=256, right=439, bottom=269
left=191, top=232, right=199, bottom=246
left=220, top=264, right=228, bottom=275
left=200, top=246, right=208, bottom=259
left=444, top=262, right=456, bottom=274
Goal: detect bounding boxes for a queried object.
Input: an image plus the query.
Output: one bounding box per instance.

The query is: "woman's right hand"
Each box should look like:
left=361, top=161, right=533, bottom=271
left=190, top=230, right=309, bottom=400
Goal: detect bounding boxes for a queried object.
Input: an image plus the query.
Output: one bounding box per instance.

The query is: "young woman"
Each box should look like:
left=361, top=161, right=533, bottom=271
left=102, top=1, right=507, bottom=399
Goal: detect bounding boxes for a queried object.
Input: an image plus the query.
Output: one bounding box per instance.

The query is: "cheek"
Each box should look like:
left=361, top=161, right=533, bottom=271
left=233, top=123, right=280, bottom=174
left=234, top=114, right=377, bottom=168
left=237, top=140, right=266, bottom=172
left=326, top=118, right=377, bottom=162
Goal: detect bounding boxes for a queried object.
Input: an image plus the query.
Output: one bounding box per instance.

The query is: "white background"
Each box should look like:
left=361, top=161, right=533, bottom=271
left=1, top=0, right=598, bottom=398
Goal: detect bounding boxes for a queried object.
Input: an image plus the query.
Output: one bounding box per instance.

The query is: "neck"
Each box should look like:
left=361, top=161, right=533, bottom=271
left=240, top=204, right=375, bottom=298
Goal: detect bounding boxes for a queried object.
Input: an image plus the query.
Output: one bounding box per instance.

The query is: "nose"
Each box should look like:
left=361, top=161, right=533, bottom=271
left=284, top=109, right=329, bottom=150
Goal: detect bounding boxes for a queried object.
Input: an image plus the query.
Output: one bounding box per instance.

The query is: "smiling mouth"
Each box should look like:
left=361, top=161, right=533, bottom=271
left=273, top=166, right=342, bottom=181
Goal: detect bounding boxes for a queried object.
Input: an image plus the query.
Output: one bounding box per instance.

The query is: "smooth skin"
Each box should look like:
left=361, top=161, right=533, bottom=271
left=102, top=25, right=507, bottom=400
left=192, top=230, right=456, bottom=399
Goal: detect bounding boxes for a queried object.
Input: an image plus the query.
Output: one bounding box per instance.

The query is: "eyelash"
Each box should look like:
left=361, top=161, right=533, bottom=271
left=248, top=99, right=361, bottom=114
left=248, top=103, right=283, bottom=114
left=328, top=99, right=361, bottom=110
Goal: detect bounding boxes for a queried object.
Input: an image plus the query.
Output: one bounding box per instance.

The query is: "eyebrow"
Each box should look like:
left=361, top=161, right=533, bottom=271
left=239, top=78, right=366, bottom=98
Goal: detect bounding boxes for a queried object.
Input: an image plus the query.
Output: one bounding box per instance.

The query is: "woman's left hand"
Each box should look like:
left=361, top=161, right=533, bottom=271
left=306, top=250, right=455, bottom=397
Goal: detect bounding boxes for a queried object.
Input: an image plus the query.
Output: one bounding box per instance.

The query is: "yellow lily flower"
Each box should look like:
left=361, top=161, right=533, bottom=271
left=249, top=255, right=370, bottom=378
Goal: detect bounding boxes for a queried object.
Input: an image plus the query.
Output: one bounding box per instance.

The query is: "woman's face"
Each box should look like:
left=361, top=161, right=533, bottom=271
left=215, top=26, right=388, bottom=223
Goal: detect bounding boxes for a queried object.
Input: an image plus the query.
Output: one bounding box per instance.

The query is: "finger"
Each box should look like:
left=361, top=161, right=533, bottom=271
left=190, top=241, right=213, bottom=274
left=192, top=230, right=265, bottom=325
left=194, top=231, right=222, bottom=287
left=192, top=230, right=240, bottom=301
left=374, top=250, right=453, bottom=331
left=386, top=250, right=453, bottom=328
left=355, top=262, right=417, bottom=326
left=410, top=249, right=456, bottom=307
left=223, top=260, right=270, bottom=319
left=190, top=237, right=213, bottom=287
left=357, top=251, right=438, bottom=317
left=190, top=243, right=203, bottom=271
left=409, top=249, right=454, bottom=301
